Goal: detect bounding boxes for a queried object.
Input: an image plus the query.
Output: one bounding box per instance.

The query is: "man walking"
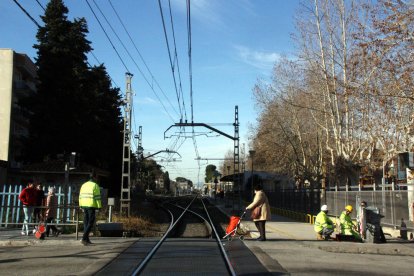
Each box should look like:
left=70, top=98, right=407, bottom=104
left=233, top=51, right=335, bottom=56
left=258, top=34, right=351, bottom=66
left=79, top=172, right=101, bottom=245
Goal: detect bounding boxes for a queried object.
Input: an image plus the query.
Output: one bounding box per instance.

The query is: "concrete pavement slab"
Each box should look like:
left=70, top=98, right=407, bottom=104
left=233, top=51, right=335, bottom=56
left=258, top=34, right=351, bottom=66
left=0, top=229, right=140, bottom=276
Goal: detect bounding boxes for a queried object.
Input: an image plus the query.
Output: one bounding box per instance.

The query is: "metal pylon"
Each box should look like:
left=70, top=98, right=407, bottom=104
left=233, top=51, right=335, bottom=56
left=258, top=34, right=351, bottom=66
left=120, top=73, right=133, bottom=216
left=234, top=105, right=240, bottom=211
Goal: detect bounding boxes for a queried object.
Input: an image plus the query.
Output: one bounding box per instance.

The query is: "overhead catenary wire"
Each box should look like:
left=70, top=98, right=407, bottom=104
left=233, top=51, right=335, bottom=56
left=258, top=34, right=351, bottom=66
left=107, top=0, right=180, bottom=118
left=158, top=0, right=186, bottom=122
left=13, top=0, right=41, bottom=28
left=35, top=0, right=45, bottom=11
left=90, top=0, right=176, bottom=122
left=167, top=0, right=187, bottom=122
left=186, top=0, right=200, bottom=184
left=187, top=0, right=194, bottom=123
left=84, top=0, right=130, bottom=73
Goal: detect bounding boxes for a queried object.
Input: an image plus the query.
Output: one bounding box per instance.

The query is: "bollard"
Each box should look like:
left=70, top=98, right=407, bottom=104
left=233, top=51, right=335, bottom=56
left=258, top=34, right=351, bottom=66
left=400, top=218, right=408, bottom=240
left=307, top=214, right=312, bottom=224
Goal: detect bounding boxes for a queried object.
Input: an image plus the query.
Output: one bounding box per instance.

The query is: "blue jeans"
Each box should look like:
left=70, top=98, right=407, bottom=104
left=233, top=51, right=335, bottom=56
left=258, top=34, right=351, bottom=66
left=320, top=227, right=334, bottom=238
left=82, top=208, right=96, bottom=241
left=22, top=206, right=34, bottom=234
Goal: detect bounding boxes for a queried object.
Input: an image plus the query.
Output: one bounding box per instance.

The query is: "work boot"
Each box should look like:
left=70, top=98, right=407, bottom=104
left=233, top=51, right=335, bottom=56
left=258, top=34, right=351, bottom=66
left=316, top=233, right=324, bottom=240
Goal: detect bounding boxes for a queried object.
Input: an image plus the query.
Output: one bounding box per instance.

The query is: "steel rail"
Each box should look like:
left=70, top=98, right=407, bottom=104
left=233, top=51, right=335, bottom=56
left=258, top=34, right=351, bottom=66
left=130, top=195, right=198, bottom=276
left=200, top=198, right=237, bottom=276
left=168, top=202, right=212, bottom=237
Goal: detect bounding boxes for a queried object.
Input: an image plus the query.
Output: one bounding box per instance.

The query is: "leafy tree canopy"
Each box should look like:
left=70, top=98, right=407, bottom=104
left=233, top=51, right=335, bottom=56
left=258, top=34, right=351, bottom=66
left=24, top=0, right=123, bottom=195
left=205, top=164, right=217, bottom=183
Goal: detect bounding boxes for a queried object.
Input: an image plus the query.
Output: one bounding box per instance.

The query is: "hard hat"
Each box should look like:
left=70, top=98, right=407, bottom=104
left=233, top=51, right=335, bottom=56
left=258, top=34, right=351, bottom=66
left=321, top=205, right=328, bottom=211
left=345, top=205, right=353, bottom=212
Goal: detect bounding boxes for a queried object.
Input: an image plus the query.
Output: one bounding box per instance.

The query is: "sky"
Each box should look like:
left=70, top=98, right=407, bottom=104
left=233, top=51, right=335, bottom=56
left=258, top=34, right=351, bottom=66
left=1, top=0, right=299, bottom=186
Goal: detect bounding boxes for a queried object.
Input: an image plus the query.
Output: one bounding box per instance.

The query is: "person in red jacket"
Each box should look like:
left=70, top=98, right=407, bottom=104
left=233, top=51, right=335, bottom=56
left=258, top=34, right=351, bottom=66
left=19, top=180, right=37, bottom=235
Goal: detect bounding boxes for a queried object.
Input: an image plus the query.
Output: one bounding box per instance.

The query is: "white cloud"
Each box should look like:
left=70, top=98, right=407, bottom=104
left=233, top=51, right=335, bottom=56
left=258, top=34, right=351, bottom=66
left=234, top=45, right=280, bottom=70
left=136, top=96, right=157, bottom=105
left=170, top=0, right=224, bottom=28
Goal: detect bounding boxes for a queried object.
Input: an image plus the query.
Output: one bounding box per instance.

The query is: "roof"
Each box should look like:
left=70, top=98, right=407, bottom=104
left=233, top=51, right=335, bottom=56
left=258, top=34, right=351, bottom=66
left=220, top=171, right=290, bottom=182
left=21, top=160, right=109, bottom=176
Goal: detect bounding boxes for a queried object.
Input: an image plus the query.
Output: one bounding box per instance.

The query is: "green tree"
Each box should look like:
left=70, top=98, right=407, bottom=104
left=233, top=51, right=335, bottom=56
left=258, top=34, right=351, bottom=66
left=163, top=171, right=171, bottom=192
left=27, top=0, right=91, bottom=158
left=204, top=164, right=217, bottom=183
left=24, top=0, right=123, bottom=195
left=176, top=177, right=187, bottom=183
left=81, top=65, right=123, bottom=195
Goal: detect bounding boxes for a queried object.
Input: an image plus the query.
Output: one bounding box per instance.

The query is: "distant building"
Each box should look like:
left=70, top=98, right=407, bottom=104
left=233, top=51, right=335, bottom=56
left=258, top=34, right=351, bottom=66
left=155, top=176, right=164, bottom=191
left=169, top=179, right=191, bottom=195
left=218, top=171, right=294, bottom=193
left=0, top=49, right=37, bottom=185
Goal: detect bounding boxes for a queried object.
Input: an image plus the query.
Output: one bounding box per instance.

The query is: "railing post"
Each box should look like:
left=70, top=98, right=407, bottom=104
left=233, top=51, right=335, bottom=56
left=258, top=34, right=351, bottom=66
left=76, top=207, right=79, bottom=240
left=0, top=185, right=6, bottom=227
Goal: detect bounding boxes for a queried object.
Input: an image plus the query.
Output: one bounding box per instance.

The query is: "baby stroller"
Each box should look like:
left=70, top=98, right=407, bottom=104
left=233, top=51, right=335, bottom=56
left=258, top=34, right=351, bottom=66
left=223, top=211, right=246, bottom=241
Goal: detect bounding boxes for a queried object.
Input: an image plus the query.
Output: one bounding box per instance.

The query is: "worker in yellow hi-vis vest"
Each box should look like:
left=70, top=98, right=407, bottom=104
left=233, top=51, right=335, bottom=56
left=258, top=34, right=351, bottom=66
left=79, top=171, right=101, bottom=245
left=314, top=205, right=334, bottom=240
left=340, top=205, right=362, bottom=242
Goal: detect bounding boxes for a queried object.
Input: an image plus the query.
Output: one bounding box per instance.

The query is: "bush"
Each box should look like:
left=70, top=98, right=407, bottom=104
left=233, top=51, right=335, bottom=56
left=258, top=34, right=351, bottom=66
left=112, top=215, right=156, bottom=237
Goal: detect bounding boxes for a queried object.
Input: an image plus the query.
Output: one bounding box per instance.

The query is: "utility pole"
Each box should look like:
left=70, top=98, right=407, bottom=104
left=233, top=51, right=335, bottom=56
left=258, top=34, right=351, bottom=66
left=233, top=106, right=240, bottom=211
left=120, top=73, right=133, bottom=217
left=136, top=126, right=143, bottom=192
left=241, top=143, right=246, bottom=200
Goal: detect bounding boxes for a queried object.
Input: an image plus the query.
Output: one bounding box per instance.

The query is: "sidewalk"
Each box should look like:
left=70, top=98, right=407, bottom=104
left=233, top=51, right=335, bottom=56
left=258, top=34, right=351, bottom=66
left=212, top=197, right=414, bottom=256
left=0, top=228, right=139, bottom=275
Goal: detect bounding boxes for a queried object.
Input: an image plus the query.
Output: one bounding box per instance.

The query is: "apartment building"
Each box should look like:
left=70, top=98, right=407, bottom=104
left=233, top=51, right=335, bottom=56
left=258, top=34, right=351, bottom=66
left=0, top=49, right=37, bottom=185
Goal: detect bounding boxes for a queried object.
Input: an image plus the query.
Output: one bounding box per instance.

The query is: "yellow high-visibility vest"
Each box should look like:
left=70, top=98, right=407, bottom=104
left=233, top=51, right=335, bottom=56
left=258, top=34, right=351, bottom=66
left=79, top=181, right=102, bottom=209
left=314, top=211, right=333, bottom=233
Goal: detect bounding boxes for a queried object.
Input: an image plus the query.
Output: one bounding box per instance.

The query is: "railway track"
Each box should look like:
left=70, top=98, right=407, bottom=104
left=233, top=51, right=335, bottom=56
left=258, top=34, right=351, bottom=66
left=130, top=195, right=236, bottom=275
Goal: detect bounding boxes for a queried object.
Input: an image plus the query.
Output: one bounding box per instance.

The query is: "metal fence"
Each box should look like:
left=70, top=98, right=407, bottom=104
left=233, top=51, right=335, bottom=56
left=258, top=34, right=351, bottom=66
left=325, top=190, right=411, bottom=228
left=266, top=189, right=321, bottom=215
left=0, top=184, right=76, bottom=227
left=263, top=186, right=413, bottom=229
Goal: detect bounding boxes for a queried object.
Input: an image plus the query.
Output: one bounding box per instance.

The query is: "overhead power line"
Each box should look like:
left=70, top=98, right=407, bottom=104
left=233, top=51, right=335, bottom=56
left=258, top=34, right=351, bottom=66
left=106, top=0, right=178, bottom=122
left=187, top=0, right=194, bottom=123
left=84, top=0, right=130, bottom=73
left=13, top=0, right=41, bottom=28
left=35, top=0, right=45, bottom=11
left=107, top=0, right=179, bottom=118
left=158, top=0, right=186, bottom=121
left=168, top=0, right=187, bottom=122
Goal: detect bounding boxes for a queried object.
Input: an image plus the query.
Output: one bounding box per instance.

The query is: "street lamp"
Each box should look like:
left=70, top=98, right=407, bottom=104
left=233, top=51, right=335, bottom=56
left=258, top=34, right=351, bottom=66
left=249, top=150, right=256, bottom=200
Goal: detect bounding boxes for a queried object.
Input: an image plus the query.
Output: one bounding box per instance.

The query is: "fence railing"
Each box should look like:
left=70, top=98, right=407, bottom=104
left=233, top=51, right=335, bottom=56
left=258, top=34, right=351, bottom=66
left=0, top=184, right=76, bottom=227
left=257, top=187, right=413, bottom=230
left=266, top=189, right=321, bottom=215
left=325, top=190, right=412, bottom=229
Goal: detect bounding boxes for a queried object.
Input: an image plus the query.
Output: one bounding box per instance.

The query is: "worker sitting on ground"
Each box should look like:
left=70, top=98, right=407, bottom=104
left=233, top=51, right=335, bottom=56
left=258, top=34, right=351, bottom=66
left=340, top=205, right=362, bottom=242
left=314, top=205, right=334, bottom=240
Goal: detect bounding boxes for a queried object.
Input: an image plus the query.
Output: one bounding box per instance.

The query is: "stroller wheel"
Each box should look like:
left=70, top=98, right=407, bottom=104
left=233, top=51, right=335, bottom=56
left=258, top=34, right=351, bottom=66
left=239, top=235, right=244, bottom=241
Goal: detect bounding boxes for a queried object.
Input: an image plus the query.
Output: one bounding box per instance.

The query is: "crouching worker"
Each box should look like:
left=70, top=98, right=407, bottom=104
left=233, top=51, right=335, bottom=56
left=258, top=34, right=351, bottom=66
left=314, top=205, right=334, bottom=240
left=340, top=205, right=362, bottom=242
